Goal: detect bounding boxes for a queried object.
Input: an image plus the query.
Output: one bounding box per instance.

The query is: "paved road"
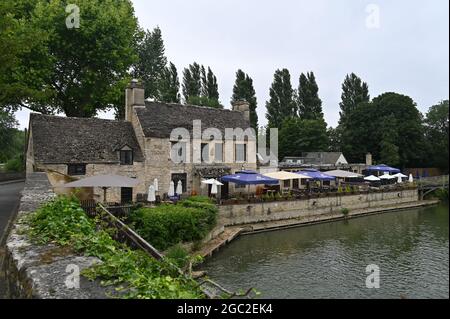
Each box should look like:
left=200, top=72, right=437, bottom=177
left=0, top=181, right=24, bottom=298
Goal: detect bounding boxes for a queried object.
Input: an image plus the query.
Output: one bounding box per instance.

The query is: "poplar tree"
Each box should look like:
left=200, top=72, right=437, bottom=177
left=182, top=62, right=201, bottom=102
left=133, top=27, right=168, bottom=100
left=297, top=72, right=323, bottom=120
left=159, top=62, right=180, bottom=103
left=183, top=63, right=220, bottom=108
left=265, top=69, right=296, bottom=129
left=339, top=73, right=370, bottom=126
left=231, top=69, right=258, bottom=131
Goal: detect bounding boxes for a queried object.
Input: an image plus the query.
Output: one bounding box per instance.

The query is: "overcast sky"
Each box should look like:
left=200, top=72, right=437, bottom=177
left=15, top=0, right=449, bottom=129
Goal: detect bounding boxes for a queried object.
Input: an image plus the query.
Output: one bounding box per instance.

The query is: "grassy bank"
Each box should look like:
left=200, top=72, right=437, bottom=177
left=26, top=196, right=205, bottom=299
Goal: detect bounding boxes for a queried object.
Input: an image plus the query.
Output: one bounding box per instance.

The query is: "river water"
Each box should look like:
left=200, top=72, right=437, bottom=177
left=201, top=205, right=449, bottom=299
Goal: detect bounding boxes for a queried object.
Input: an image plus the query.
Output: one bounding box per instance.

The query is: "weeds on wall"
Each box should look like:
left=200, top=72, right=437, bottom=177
left=26, top=196, right=204, bottom=299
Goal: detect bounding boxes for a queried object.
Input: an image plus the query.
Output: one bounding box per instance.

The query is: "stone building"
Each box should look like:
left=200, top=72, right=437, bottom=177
left=26, top=80, right=257, bottom=202
left=280, top=152, right=370, bottom=174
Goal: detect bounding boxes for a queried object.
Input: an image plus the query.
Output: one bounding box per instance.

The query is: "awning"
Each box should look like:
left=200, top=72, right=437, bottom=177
left=324, top=170, right=363, bottom=178
left=263, top=171, right=310, bottom=180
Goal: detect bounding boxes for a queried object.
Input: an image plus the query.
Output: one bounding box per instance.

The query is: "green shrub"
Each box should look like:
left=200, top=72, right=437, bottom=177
left=129, top=197, right=218, bottom=251
left=5, top=156, right=24, bottom=172
left=165, top=244, right=189, bottom=268
left=341, top=208, right=350, bottom=216
left=27, top=196, right=204, bottom=299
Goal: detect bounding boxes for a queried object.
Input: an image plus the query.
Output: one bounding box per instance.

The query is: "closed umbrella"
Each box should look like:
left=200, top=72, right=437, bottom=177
left=397, top=175, right=403, bottom=184
left=153, top=178, right=159, bottom=192
left=168, top=181, right=175, bottom=197
left=176, top=180, right=183, bottom=195
left=211, top=183, right=218, bottom=195
left=147, top=185, right=156, bottom=202
left=409, top=174, right=414, bottom=183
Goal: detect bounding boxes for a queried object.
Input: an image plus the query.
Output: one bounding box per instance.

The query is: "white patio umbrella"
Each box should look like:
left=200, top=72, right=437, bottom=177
left=168, top=181, right=175, bottom=197
left=176, top=180, right=183, bottom=195
left=379, top=174, right=396, bottom=180
left=393, top=173, right=408, bottom=178
left=147, top=185, right=156, bottom=202
left=364, top=175, right=381, bottom=182
left=63, top=174, right=140, bottom=202
left=409, top=174, right=414, bottom=183
left=153, top=178, right=159, bottom=192
left=201, top=178, right=224, bottom=186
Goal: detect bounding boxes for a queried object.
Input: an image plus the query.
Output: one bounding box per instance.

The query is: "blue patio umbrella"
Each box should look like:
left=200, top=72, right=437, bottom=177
left=366, top=164, right=400, bottom=175
left=220, top=170, right=279, bottom=185
left=296, top=169, right=336, bottom=181
left=221, top=170, right=279, bottom=199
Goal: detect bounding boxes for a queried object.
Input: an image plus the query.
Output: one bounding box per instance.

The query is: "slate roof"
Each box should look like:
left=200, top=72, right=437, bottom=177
left=135, top=102, right=251, bottom=138
left=281, top=153, right=347, bottom=166
left=29, top=114, right=143, bottom=164
left=304, top=152, right=347, bottom=165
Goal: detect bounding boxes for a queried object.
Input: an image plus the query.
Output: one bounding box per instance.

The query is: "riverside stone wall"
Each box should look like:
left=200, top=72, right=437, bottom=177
left=218, top=189, right=419, bottom=226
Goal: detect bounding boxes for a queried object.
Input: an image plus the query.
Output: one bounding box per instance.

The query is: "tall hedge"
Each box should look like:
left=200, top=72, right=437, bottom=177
left=129, top=197, right=217, bottom=250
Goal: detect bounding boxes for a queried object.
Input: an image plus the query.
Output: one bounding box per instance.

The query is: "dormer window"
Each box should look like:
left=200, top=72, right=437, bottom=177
left=120, top=146, right=133, bottom=165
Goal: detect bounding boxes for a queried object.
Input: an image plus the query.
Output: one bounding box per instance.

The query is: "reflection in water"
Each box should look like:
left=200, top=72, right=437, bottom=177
left=201, top=205, right=449, bottom=299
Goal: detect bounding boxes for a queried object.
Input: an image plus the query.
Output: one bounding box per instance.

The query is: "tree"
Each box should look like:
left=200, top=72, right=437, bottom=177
left=3, top=0, right=140, bottom=118
left=339, top=73, right=370, bottom=126
left=341, top=92, right=425, bottom=168
left=378, top=115, right=400, bottom=166
left=265, top=69, right=296, bottom=129
left=201, top=66, right=219, bottom=101
left=327, top=126, right=342, bottom=152
left=278, top=117, right=329, bottom=160
left=183, top=63, right=220, bottom=108
left=133, top=27, right=168, bottom=100
left=0, top=109, right=18, bottom=162
left=424, top=100, right=449, bottom=172
left=0, top=0, right=47, bottom=111
left=182, top=62, right=201, bottom=102
left=158, top=62, right=180, bottom=103
left=231, top=70, right=258, bottom=132
left=297, top=72, right=323, bottom=120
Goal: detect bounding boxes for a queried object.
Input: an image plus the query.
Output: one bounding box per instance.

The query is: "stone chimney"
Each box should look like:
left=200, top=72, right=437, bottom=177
left=125, top=79, right=145, bottom=122
left=366, top=153, right=373, bottom=166
left=231, top=100, right=250, bottom=122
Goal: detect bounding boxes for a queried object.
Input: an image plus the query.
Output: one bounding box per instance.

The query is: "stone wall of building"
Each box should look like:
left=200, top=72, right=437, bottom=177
left=218, top=189, right=419, bottom=226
